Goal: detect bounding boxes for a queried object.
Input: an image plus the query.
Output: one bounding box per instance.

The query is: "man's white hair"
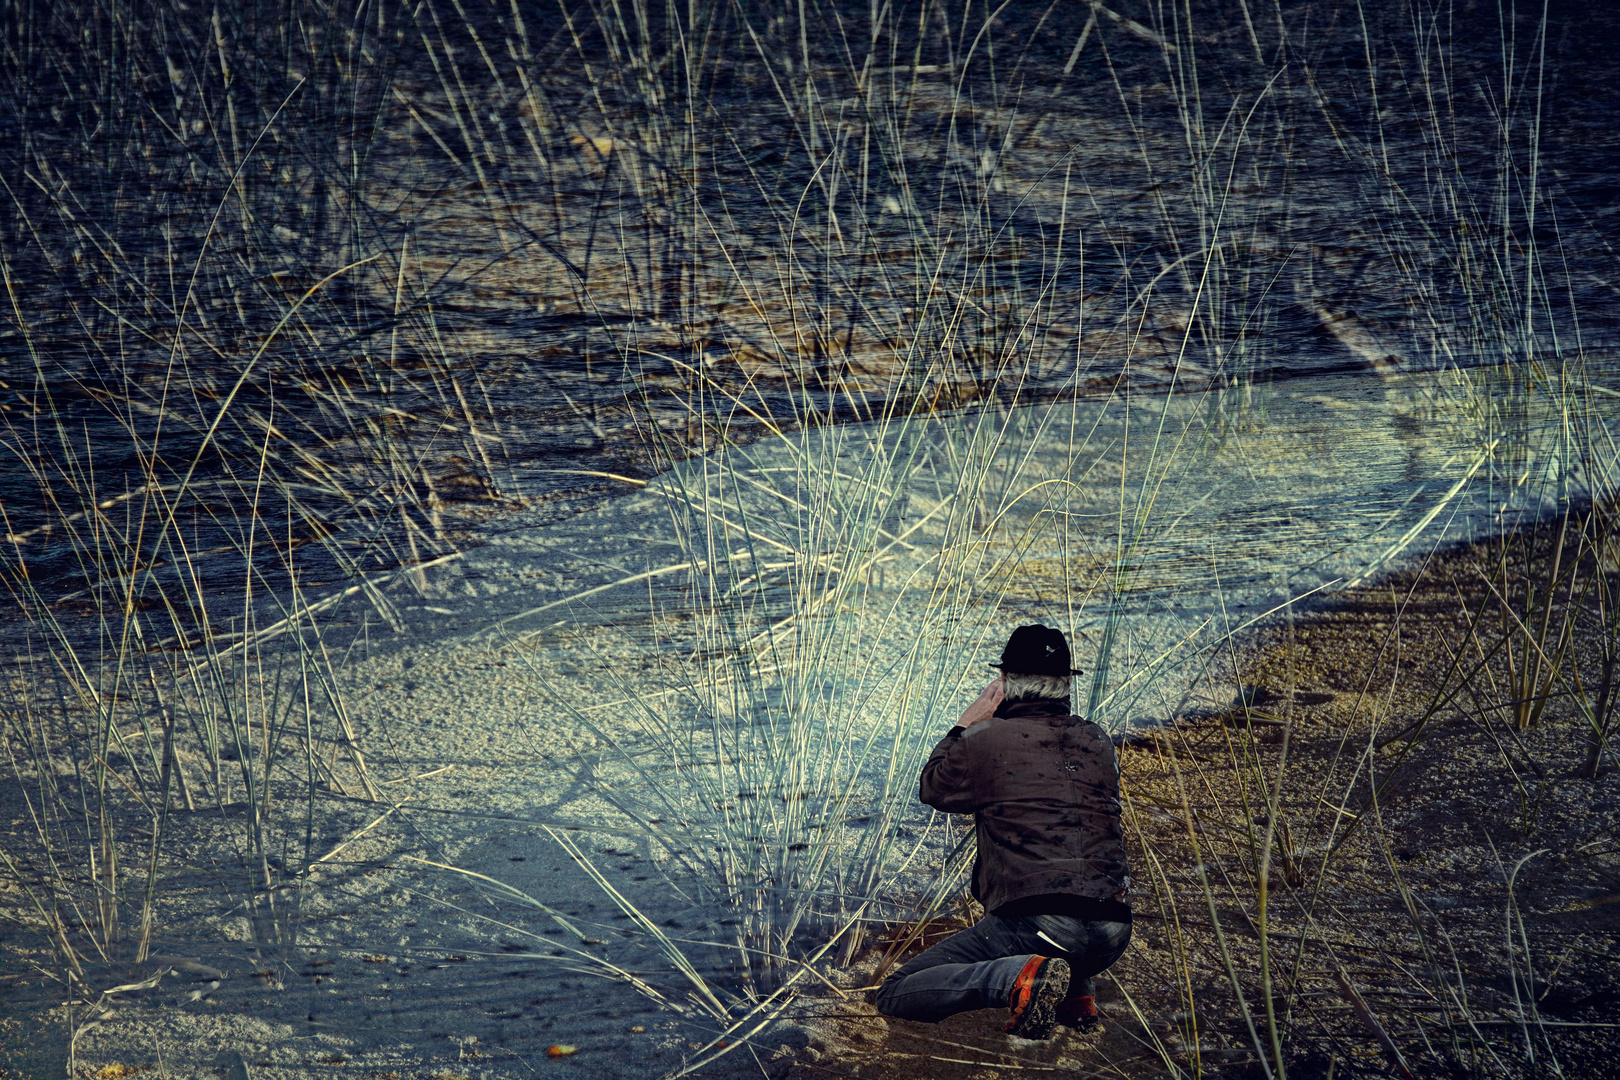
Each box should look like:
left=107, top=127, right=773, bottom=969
left=1001, top=671, right=1072, bottom=703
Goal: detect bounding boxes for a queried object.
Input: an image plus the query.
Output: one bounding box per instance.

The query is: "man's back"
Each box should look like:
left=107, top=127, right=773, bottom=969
left=919, top=698, right=1130, bottom=913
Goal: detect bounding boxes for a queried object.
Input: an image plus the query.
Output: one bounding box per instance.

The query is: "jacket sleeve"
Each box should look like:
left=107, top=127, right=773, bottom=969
left=918, top=727, right=980, bottom=813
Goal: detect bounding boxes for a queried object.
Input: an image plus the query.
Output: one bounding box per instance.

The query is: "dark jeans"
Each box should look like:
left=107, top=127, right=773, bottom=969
left=874, top=913, right=1132, bottom=1024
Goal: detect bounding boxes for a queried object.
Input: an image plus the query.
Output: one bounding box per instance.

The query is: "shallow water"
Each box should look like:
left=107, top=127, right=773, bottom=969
left=444, top=364, right=1617, bottom=733
left=8, top=359, right=1611, bottom=1074
left=5, top=0, right=1620, bottom=642
left=307, top=358, right=1615, bottom=1004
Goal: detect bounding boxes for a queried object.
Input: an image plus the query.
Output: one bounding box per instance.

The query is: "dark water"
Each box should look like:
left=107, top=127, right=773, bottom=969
left=1, top=0, right=1617, bottom=649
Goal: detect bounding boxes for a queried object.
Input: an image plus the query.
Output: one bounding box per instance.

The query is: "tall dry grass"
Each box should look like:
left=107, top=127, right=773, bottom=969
left=0, top=0, right=508, bottom=1001
left=0, top=2, right=1615, bottom=1076
left=475, top=2, right=1620, bottom=1075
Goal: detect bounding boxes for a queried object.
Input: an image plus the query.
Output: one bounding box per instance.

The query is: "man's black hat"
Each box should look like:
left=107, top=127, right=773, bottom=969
left=990, top=624, right=1082, bottom=676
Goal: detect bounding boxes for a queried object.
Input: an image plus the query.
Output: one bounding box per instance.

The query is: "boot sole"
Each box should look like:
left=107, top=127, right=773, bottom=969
left=1006, top=958, right=1070, bottom=1040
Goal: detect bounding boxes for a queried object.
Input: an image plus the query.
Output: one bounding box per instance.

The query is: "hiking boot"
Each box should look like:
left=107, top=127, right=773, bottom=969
left=1056, top=994, right=1101, bottom=1032
left=1003, top=956, right=1070, bottom=1039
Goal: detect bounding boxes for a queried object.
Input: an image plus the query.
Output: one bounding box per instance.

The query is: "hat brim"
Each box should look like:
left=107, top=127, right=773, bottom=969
left=988, top=662, right=1084, bottom=675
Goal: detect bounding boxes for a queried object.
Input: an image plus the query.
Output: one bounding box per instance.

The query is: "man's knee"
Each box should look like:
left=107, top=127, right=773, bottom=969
left=873, top=970, right=905, bottom=1017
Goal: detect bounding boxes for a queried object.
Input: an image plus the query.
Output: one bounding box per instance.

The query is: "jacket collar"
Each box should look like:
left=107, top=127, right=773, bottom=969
left=994, top=697, right=1073, bottom=720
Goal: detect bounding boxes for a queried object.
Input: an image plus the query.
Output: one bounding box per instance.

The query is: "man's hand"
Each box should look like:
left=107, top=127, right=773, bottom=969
left=956, top=676, right=1004, bottom=730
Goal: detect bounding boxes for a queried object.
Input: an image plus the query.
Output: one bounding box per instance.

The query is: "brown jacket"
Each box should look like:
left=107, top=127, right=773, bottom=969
left=919, top=698, right=1131, bottom=914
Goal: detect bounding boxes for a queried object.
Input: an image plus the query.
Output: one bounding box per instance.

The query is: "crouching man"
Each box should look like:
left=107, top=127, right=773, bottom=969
left=875, top=624, right=1132, bottom=1040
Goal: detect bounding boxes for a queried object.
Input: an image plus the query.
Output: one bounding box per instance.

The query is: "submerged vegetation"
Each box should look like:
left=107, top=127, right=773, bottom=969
left=0, top=0, right=1616, bottom=1076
